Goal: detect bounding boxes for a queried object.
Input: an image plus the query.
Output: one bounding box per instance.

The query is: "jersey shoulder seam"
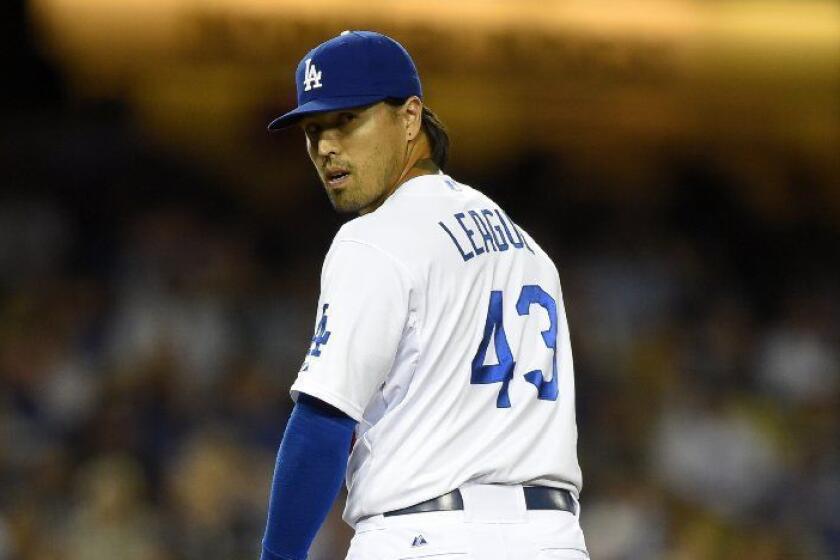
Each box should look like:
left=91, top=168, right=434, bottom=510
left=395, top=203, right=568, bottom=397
left=331, top=237, right=426, bottom=391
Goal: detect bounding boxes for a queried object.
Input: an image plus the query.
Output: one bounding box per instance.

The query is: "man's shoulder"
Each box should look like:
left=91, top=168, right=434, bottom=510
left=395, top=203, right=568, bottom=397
left=327, top=211, right=414, bottom=273
left=333, top=211, right=402, bottom=248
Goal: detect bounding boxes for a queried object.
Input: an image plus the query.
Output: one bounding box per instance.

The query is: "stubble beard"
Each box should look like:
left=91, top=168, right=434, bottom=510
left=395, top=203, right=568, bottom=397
left=325, top=180, right=369, bottom=215
left=323, top=154, right=401, bottom=215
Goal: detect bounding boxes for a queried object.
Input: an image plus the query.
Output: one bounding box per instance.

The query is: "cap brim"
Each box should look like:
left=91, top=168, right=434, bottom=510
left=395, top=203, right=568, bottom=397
left=267, top=95, right=387, bottom=130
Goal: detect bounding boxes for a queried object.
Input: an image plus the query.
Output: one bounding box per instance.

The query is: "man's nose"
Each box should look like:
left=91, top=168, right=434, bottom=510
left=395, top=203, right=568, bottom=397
left=317, top=132, right=340, bottom=158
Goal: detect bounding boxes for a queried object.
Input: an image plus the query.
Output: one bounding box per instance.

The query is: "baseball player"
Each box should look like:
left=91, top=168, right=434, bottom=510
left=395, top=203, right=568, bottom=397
left=260, top=31, right=587, bottom=560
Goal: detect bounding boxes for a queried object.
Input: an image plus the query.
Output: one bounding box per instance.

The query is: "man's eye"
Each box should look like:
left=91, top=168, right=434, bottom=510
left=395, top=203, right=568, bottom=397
left=339, top=113, right=355, bottom=125
left=305, top=124, right=321, bottom=135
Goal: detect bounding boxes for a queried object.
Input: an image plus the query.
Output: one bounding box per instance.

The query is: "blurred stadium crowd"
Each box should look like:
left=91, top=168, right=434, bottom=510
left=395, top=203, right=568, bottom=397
left=1, top=131, right=838, bottom=560
left=2, top=3, right=839, bottom=558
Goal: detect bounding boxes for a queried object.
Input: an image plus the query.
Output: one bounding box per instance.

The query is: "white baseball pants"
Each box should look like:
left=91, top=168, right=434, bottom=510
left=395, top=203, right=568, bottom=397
left=345, top=484, right=589, bottom=560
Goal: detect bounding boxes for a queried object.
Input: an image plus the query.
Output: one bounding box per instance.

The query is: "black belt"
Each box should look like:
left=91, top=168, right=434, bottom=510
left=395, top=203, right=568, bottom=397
left=383, top=486, right=576, bottom=517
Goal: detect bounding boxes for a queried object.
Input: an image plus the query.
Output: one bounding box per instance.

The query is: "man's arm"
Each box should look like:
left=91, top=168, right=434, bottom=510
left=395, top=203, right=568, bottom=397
left=261, top=394, right=356, bottom=560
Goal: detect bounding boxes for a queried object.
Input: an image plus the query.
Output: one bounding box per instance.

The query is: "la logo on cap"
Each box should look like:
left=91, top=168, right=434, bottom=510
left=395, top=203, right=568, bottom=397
left=303, top=58, right=323, bottom=91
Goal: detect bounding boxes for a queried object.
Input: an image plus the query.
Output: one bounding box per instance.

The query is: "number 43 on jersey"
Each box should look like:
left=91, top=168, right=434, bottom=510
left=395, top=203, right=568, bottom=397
left=471, top=285, right=560, bottom=408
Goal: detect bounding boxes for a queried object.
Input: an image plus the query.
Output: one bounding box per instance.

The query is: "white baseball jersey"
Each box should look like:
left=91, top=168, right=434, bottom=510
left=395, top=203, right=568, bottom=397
left=291, top=173, right=582, bottom=527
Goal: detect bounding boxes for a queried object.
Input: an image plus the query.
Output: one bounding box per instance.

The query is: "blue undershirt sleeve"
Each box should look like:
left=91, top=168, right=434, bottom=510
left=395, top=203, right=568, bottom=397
left=260, top=394, right=357, bottom=560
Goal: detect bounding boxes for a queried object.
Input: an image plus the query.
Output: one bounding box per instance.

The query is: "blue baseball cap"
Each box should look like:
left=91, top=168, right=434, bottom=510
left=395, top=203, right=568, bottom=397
left=268, top=31, right=423, bottom=130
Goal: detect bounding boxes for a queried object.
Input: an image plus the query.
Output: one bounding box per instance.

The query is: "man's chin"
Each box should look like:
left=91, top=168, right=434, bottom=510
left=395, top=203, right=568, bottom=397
left=326, top=191, right=364, bottom=215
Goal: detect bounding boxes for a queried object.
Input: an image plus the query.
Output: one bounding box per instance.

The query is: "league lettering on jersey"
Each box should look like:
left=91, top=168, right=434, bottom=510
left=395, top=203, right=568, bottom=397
left=438, top=207, right=534, bottom=262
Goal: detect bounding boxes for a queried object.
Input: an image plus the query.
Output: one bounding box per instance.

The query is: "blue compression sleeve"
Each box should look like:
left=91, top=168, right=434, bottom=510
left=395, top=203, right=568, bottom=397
left=261, top=394, right=356, bottom=560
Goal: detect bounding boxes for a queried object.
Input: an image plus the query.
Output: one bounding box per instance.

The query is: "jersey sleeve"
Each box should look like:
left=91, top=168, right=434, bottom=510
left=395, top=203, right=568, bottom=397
left=290, top=239, right=411, bottom=422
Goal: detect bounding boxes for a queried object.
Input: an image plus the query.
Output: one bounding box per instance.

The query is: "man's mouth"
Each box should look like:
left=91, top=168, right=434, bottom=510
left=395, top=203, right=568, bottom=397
left=325, top=168, right=351, bottom=188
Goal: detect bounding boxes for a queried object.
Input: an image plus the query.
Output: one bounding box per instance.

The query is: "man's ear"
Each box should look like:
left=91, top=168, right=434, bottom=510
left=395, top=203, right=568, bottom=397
left=402, top=96, right=423, bottom=141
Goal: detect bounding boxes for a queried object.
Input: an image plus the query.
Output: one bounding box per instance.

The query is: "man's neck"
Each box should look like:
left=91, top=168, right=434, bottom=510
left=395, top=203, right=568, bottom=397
left=394, top=130, right=438, bottom=188
left=400, top=157, right=439, bottom=184
left=358, top=135, right=438, bottom=216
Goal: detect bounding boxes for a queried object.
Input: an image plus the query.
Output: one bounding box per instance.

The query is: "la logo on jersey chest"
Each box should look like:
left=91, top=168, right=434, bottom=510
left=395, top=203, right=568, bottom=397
left=303, top=58, right=323, bottom=91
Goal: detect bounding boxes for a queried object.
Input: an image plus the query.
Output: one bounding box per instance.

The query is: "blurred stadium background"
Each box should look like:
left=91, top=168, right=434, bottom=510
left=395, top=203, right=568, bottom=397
left=1, top=0, right=838, bottom=558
